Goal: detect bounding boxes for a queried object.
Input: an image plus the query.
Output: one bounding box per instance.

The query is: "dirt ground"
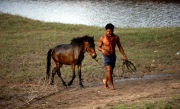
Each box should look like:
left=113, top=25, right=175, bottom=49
left=0, top=72, right=179, bottom=109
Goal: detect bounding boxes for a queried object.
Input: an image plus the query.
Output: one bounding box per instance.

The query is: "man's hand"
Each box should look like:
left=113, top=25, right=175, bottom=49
left=124, top=57, right=128, bottom=61
left=102, top=49, right=110, bottom=56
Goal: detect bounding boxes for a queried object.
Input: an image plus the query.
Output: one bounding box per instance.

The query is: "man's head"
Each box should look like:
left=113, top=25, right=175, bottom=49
left=105, top=23, right=114, bottom=30
left=105, top=23, right=114, bottom=37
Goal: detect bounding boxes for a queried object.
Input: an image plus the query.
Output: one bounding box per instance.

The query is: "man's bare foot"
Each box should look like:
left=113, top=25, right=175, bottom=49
left=110, top=85, right=115, bottom=90
left=103, top=79, right=108, bottom=89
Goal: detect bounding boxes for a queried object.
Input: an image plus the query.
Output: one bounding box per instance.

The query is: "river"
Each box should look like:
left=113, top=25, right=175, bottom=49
left=0, top=0, right=180, bottom=28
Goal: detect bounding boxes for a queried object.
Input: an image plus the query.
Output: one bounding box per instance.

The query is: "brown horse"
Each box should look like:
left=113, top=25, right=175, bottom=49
left=46, top=35, right=97, bottom=88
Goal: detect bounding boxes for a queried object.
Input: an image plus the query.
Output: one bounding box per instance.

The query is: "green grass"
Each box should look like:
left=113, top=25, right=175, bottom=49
left=0, top=13, right=180, bottom=84
left=0, top=13, right=102, bottom=83
left=111, top=96, right=180, bottom=109
left=106, top=95, right=180, bottom=109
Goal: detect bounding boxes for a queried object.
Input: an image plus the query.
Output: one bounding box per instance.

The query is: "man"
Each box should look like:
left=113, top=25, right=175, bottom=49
left=98, top=23, right=128, bottom=90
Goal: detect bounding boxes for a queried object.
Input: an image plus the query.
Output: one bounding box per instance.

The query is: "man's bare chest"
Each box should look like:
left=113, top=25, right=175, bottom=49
left=103, top=36, right=117, bottom=46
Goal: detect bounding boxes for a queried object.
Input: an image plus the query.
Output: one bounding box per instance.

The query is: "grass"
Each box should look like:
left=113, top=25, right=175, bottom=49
left=0, top=13, right=180, bottom=107
left=112, top=97, right=180, bottom=109
left=1, top=13, right=180, bottom=83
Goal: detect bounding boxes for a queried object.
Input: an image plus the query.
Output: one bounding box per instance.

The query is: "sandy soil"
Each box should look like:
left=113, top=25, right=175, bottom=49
left=1, top=72, right=179, bottom=109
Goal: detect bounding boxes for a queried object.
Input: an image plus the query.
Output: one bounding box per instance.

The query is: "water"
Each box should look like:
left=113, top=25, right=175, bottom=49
left=114, top=73, right=177, bottom=83
left=0, top=0, right=180, bottom=28
left=90, top=73, right=178, bottom=87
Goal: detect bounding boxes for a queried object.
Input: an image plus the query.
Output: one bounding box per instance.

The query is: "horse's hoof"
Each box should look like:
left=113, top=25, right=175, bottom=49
left=68, top=82, right=72, bottom=86
left=61, top=82, right=67, bottom=87
left=79, top=84, right=84, bottom=88
left=64, top=86, right=68, bottom=89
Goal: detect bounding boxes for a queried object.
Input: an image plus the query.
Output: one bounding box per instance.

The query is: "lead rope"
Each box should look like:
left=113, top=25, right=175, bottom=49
left=122, top=59, right=137, bottom=74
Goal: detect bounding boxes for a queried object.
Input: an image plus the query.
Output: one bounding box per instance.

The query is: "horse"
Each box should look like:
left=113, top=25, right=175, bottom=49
left=46, top=35, right=97, bottom=88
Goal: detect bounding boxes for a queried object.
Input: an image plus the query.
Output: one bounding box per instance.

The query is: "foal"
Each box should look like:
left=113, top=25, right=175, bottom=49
left=46, top=35, right=97, bottom=88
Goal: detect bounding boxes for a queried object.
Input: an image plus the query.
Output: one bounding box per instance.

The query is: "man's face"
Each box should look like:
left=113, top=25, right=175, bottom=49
left=106, top=29, right=113, bottom=37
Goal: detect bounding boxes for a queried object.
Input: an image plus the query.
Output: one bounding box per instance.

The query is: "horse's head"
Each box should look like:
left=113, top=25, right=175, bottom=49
left=83, top=36, right=97, bottom=59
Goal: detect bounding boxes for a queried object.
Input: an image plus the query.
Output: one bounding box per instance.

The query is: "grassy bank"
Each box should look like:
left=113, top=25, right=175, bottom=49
left=0, top=13, right=180, bottom=107
left=1, top=13, right=179, bottom=83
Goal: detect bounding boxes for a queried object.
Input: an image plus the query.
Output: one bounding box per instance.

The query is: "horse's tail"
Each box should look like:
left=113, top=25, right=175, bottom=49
left=46, top=48, right=52, bottom=80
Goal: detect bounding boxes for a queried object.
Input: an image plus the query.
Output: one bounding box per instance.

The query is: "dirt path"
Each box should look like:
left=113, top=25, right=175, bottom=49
left=0, top=73, right=179, bottom=109
left=17, top=73, right=179, bottom=109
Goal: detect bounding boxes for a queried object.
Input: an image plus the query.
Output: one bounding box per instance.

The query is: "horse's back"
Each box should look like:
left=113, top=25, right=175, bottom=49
left=54, top=44, right=73, bottom=53
left=52, top=44, right=75, bottom=64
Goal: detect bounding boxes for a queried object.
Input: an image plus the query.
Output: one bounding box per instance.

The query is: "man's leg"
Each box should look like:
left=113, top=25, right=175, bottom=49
left=103, top=79, right=108, bottom=89
left=104, top=65, right=114, bottom=89
left=103, top=66, right=109, bottom=89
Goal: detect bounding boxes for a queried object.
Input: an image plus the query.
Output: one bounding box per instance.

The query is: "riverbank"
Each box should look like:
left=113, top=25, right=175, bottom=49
left=0, top=13, right=179, bottom=108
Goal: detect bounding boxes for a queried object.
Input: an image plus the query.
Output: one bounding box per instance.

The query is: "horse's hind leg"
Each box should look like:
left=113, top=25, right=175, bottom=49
left=51, top=67, right=56, bottom=85
left=68, top=64, right=76, bottom=86
left=56, top=63, right=67, bottom=88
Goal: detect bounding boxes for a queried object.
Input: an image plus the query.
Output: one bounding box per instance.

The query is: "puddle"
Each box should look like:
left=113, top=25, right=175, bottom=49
left=90, top=73, right=178, bottom=87
left=114, top=73, right=177, bottom=83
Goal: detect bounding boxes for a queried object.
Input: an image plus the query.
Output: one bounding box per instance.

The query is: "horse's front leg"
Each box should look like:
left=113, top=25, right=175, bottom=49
left=78, top=64, right=84, bottom=88
left=68, top=64, right=76, bottom=86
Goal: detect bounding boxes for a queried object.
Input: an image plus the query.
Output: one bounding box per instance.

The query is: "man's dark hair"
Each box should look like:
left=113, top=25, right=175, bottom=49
left=105, top=23, right=114, bottom=30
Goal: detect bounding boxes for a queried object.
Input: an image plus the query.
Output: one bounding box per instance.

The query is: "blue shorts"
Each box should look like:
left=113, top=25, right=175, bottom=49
left=102, top=54, right=116, bottom=69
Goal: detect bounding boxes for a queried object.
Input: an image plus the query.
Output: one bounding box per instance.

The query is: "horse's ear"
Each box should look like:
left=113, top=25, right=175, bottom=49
left=92, top=36, right=94, bottom=39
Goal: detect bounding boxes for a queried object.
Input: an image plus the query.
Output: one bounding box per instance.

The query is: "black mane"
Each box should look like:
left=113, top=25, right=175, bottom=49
left=70, top=35, right=94, bottom=46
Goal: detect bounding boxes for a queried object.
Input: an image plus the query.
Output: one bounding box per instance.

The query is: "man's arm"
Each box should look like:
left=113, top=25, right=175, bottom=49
left=98, top=36, right=109, bottom=55
left=116, top=36, right=128, bottom=60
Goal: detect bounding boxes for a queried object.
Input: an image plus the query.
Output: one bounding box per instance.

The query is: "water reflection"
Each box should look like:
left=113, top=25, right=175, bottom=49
left=0, top=0, right=180, bottom=28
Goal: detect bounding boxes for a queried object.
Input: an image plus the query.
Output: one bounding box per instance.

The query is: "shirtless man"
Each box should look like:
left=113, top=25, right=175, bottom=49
left=98, top=23, right=128, bottom=89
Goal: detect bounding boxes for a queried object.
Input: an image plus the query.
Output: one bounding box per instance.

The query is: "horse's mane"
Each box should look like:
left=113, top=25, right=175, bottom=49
left=70, top=35, right=94, bottom=46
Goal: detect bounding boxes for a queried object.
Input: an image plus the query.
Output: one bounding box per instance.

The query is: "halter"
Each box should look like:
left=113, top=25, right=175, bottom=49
left=84, top=45, right=95, bottom=54
left=82, top=40, right=97, bottom=59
